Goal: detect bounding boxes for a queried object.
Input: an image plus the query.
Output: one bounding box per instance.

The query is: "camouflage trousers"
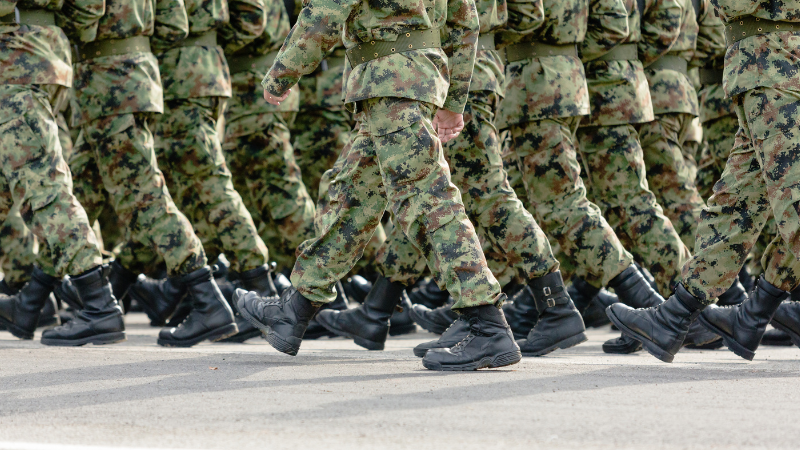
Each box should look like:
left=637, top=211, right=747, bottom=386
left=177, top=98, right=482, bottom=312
left=0, top=84, right=103, bottom=277
left=577, top=124, right=690, bottom=295
left=79, top=112, right=207, bottom=276
left=223, top=111, right=316, bottom=272
left=376, top=91, right=559, bottom=287
left=637, top=113, right=706, bottom=250
left=505, top=117, right=634, bottom=288
left=292, top=97, right=501, bottom=309
left=682, top=87, right=800, bottom=303
left=0, top=205, right=37, bottom=288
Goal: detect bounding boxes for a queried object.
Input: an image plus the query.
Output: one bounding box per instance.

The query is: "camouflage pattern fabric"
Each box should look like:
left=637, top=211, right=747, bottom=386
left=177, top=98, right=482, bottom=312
left=150, top=97, right=269, bottom=273
left=293, top=97, right=501, bottom=308
left=0, top=85, right=103, bottom=277
left=376, top=87, right=560, bottom=287
left=0, top=205, right=37, bottom=289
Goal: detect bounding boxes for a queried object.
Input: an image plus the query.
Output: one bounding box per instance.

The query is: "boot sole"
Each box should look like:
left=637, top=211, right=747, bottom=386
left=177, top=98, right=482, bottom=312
left=0, top=316, right=34, bottom=340
left=422, top=350, right=522, bottom=371
left=521, top=332, right=588, bottom=357
left=606, top=308, right=675, bottom=363
left=217, top=328, right=262, bottom=343
left=407, top=307, right=451, bottom=335
left=602, top=339, right=643, bottom=354
left=769, top=320, right=800, bottom=349
left=157, top=323, right=238, bottom=348
left=389, top=324, right=417, bottom=336
left=685, top=340, right=724, bottom=350
left=314, top=312, right=386, bottom=351
left=265, top=331, right=301, bottom=356
left=41, top=332, right=126, bottom=347
left=697, top=315, right=755, bottom=361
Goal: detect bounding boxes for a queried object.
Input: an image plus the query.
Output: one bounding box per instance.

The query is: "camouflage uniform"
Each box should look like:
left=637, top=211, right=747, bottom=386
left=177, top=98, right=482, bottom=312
left=0, top=205, right=37, bottom=288
left=0, top=0, right=104, bottom=278
left=374, top=0, right=561, bottom=289
left=222, top=0, right=316, bottom=272
left=575, top=0, right=690, bottom=295
left=497, top=0, right=636, bottom=289
left=263, top=0, right=502, bottom=308
left=635, top=0, right=706, bottom=250
left=680, top=0, right=800, bottom=302
left=72, top=0, right=207, bottom=276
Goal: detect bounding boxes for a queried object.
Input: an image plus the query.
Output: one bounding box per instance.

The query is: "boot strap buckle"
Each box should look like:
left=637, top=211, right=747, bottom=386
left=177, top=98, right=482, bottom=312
left=546, top=299, right=556, bottom=308
left=543, top=287, right=551, bottom=296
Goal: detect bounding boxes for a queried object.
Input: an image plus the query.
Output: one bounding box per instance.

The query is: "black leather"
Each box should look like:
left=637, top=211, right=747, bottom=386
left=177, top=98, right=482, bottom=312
left=304, top=282, right=350, bottom=339
left=238, top=264, right=277, bottom=297
left=607, top=284, right=706, bottom=363
left=236, top=286, right=320, bottom=356
left=609, top=265, right=665, bottom=308
left=314, top=275, right=405, bottom=350
left=770, top=301, right=800, bottom=348
left=129, top=274, right=188, bottom=326
left=716, top=276, right=748, bottom=306
left=406, top=278, right=451, bottom=309
left=0, top=266, right=60, bottom=339
left=739, top=266, right=755, bottom=293
left=389, top=300, right=417, bottom=336
left=413, top=315, right=470, bottom=357
left=422, top=299, right=522, bottom=371
left=568, top=277, right=600, bottom=313
left=602, top=336, right=642, bottom=354
left=699, top=276, right=789, bottom=360
left=760, top=327, right=793, bottom=346
left=501, top=286, right=539, bottom=339
left=343, top=274, right=372, bottom=303
left=517, top=271, right=587, bottom=356
left=408, top=299, right=458, bottom=335
left=55, top=260, right=136, bottom=312
left=157, top=266, right=238, bottom=347
left=41, top=266, right=125, bottom=346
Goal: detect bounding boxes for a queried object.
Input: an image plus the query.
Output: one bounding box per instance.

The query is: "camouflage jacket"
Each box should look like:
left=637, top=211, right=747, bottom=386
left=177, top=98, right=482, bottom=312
left=641, top=0, right=699, bottom=116
left=694, top=0, right=730, bottom=122
left=497, top=0, right=590, bottom=128
left=73, top=0, right=189, bottom=123
left=1, top=0, right=103, bottom=87
left=469, top=0, right=507, bottom=95
left=226, top=0, right=299, bottom=139
left=261, top=0, right=480, bottom=114
left=581, top=0, right=654, bottom=126
left=711, top=0, right=800, bottom=97
left=158, top=0, right=266, bottom=100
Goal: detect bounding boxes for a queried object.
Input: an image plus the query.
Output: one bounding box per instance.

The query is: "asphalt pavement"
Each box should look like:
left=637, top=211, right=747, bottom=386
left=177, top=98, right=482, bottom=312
left=1, top=313, right=799, bottom=450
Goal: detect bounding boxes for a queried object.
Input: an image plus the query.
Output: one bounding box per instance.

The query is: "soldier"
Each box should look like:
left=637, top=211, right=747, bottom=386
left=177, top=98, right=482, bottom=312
left=0, top=0, right=125, bottom=346
left=235, top=0, right=526, bottom=371
left=67, top=0, right=238, bottom=346
left=607, top=0, right=800, bottom=363
left=313, top=0, right=591, bottom=358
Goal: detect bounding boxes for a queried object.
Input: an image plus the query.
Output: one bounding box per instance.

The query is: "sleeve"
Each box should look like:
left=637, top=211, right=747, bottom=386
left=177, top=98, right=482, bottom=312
left=219, top=0, right=268, bottom=54
left=691, top=0, right=725, bottom=68
left=261, top=0, right=357, bottom=97
left=441, top=0, right=479, bottom=113
left=152, top=0, right=190, bottom=50
left=638, top=0, right=683, bottom=67
left=0, top=2, right=17, bottom=16
left=496, top=0, right=545, bottom=48
left=55, top=0, right=105, bottom=43
left=580, top=0, right=630, bottom=62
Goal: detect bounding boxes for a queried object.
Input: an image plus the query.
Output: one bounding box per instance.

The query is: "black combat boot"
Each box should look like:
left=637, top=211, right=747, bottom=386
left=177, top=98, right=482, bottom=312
left=408, top=299, right=458, bottom=335
left=582, top=297, right=611, bottom=328
left=130, top=274, right=188, bottom=326
left=501, top=286, right=539, bottom=339
left=273, top=271, right=292, bottom=295
left=54, top=260, right=137, bottom=313
left=237, top=265, right=278, bottom=297
left=606, top=284, right=706, bottom=363
left=568, top=277, right=612, bottom=328
left=517, top=271, right=587, bottom=356
left=236, top=286, right=321, bottom=356
left=422, top=296, right=521, bottom=371
left=315, top=275, right=405, bottom=350
left=304, top=281, right=350, bottom=339
left=343, top=274, right=372, bottom=303
left=389, top=301, right=417, bottom=336
left=41, top=266, right=126, bottom=346
left=761, top=327, right=793, bottom=346
left=770, top=301, right=800, bottom=348
left=683, top=278, right=749, bottom=350
left=698, top=276, right=789, bottom=360
left=602, top=265, right=666, bottom=355
left=0, top=267, right=60, bottom=339
left=739, top=266, right=755, bottom=293
left=716, top=276, right=748, bottom=306
left=413, top=312, right=471, bottom=357
left=406, top=278, right=451, bottom=309
left=157, top=266, right=238, bottom=347
left=219, top=265, right=279, bottom=343
left=37, top=295, right=60, bottom=329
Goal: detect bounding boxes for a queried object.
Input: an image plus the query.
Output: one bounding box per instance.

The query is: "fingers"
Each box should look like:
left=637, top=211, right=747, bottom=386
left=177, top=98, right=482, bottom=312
left=263, top=88, right=291, bottom=106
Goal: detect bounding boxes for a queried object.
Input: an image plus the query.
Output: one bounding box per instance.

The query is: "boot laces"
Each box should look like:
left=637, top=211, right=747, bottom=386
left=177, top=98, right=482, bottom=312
left=450, top=316, right=491, bottom=352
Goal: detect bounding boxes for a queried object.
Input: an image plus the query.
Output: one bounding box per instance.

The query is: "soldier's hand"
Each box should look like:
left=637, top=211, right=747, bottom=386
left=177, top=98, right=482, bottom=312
left=263, top=88, right=292, bottom=106
left=432, top=109, right=464, bottom=144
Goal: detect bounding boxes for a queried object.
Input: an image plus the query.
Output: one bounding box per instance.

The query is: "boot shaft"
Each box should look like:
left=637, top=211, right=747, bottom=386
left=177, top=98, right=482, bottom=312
left=178, top=266, right=234, bottom=317
left=529, top=271, right=572, bottom=316
left=108, top=260, right=137, bottom=300
left=609, top=265, right=664, bottom=309
left=70, top=266, right=120, bottom=315
left=238, top=265, right=277, bottom=297
left=362, top=275, right=405, bottom=320
left=742, top=276, right=788, bottom=324
left=19, top=267, right=60, bottom=314
left=460, top=295, right=510, bottom=334
left=568, top=277, right=600, bottom=313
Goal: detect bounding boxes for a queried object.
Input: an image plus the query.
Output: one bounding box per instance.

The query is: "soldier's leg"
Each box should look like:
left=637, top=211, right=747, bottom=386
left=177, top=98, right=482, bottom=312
left=0, top=84, right=122, bottom=344
left=293, top=108, right=353, bottom=198
left=697, top=115, right=739, bottom=199
left=510, top=118, right=634, bottom=288
left=638, top=113, right=706, bottom=249
left=578, top=124, right=690, bottom=296
left=155, top=98, right=268, bottom=274
left=0, top=206, right=37, bottom=290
